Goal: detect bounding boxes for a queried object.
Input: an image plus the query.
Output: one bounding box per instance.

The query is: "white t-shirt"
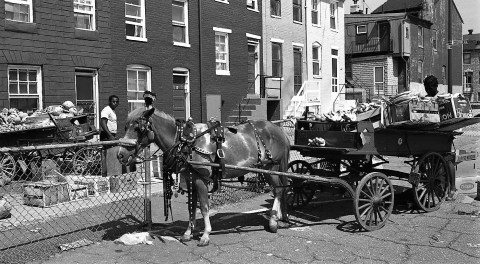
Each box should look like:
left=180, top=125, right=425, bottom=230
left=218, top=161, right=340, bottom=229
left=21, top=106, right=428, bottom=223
left=101, top=106, right=117, bottom=133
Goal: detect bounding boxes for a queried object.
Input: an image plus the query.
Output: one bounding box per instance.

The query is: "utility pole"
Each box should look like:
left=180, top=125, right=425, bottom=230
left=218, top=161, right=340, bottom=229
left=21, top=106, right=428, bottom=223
left=447, top=0, right=452, bottom=93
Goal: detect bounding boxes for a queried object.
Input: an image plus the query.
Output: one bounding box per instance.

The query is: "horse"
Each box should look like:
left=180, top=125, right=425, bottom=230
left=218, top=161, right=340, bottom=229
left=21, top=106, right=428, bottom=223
left=117, top=108, right=290, bottom=246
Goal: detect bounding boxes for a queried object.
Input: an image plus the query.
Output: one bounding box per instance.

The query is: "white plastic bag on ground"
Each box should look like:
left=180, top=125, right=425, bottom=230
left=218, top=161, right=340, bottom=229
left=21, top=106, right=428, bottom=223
left=114, top=232, right=153, bottom=245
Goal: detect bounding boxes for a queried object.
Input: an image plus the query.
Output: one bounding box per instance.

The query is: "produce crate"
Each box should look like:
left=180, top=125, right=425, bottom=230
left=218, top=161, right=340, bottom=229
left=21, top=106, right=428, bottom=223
left=68, top=184, right=88, bottom=201
left=70, top=176, right=110, bottom=196
left=386, top=100, right=440, bottom=125
left=23, top=181, right=70, bottom=207
left=0, top=126, right=56, bottom=147
left=438, top=96, right=473, bottom=121
left=110, top=173, right=139, bottom=193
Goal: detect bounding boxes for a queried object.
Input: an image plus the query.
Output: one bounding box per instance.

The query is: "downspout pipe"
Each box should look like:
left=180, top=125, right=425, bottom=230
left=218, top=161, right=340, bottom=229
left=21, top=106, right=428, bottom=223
left=198, top=0, right=204, bottom=122
left=304, top=0, right=309, bottom=80
left=447, top=0, right=452, bottom=94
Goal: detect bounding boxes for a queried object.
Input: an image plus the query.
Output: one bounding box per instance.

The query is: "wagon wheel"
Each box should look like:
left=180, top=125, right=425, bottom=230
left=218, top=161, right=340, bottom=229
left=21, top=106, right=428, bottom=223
left=0, top=153, right=16, bottom=183
left=72, top=147, right=102, bottom=176
left=354, top=172, right=394, bottom=231
left=412, top=152, right=450, bottom=212
left=286, top=160, right=316, bottom=209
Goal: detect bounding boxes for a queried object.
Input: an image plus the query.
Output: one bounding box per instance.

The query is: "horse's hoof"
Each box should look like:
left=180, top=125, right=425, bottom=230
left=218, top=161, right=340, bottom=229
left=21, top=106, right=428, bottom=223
left=197, top=240, right=210, bottom=247
left=269, top=221, right=278, bottom=233
left=180, top=235, right=193, bottom=242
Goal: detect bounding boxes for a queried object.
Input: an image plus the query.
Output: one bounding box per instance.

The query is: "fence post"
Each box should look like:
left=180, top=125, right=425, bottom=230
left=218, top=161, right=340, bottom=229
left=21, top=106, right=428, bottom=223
left=143, top=147, right=152, bottom=230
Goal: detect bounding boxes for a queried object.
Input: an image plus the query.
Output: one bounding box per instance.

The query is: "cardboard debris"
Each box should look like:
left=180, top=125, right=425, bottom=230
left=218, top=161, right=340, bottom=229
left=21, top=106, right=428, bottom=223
left=59, top=238, right=93, bottom=251
left=114, top=232, right=153, bottom=245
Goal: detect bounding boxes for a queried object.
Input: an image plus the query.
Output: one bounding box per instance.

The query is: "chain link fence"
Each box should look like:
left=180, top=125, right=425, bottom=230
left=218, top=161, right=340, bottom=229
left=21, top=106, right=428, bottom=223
left=0, top=142, right=145, bottom=264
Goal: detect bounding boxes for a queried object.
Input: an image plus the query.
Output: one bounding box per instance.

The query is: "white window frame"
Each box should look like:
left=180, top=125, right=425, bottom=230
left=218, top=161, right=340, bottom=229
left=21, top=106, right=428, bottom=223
left=173, top=0, right=190, bottom=47
left=215, top=0, right=229, bottom=4
left=418, top=26, right=423, bottom=48
left=311, top=0, right=319, bottom=26
left=214, top=28, right=231, bottom=76
left=74, top=0, right=95, bottom=30
left=5, top=0, right=33, bottom=23
left=271, top=40, right=283, bottom=78
left=312, top=43, right=322, bottom=77
left=247, top=0, right=258, bottom=11
left=374, top=66, right=384, bottom=93
left=8, top=65, right=43, bottom=111
left=125, top=0, right=147, bottom=41
left=330, top=2, right=337, bottom=30
left=331, top=49, right=338, bottom=92
left=356, top=25, right=367, bottom=34
left=127, top=65, right=151, bottom=112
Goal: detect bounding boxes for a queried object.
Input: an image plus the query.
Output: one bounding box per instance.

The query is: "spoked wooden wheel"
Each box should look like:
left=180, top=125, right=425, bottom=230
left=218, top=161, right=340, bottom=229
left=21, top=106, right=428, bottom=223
left=72, top=147, right=102, bottom=175
left=412, top=152, right=450, bottom=212
left=0, top=153, right=16, bottom=183
left=286, top=160, right=316, bottom=209
left=354, top=172, right=394, bottom=231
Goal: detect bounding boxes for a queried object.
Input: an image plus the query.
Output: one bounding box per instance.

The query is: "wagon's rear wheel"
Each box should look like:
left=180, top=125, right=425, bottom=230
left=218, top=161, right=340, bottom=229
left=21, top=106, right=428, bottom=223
left=412, top=152, right=450, bottom=212
left=286, top=160, right=315, bottom=209
left=354, top=172, right=394, bottom=231
left=0, top=153, right=16, bottom=184
left=72, top=147, right=102, bottom=175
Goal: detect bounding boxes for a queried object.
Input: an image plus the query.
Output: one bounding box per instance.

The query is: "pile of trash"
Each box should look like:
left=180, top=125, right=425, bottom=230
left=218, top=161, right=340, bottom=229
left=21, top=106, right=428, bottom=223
left=0, top=101, right=84, bottom=133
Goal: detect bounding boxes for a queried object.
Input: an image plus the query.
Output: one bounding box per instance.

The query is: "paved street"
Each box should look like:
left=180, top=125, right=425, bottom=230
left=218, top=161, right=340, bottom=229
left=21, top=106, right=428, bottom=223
left=31, top=186, right=480, bottom=264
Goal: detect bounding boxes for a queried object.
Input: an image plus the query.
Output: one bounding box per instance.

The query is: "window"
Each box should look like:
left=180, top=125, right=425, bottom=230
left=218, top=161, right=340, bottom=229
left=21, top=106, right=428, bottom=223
left=418, top=26, right=423, bottom=47
left=330, top=2, right=337, bottom=30
left=5, top=0, right=33, bottom=22
left=432, top=29, right=437, bottom=50
left=173, top=0, right=189, bottom=46
left=293, top=0, right=302, bottom=23
left=173, top=68, right=190, bottom=119
left=374, top=66, right=384, bottom=93
left=331, top=49, right=338, bottom=92
left=465, top=72, right=472, bottom=89
left=357, top=25, right=367, bottom=34
left=271, top=0, right=281, bottom=17
left=272, top=42, right=283, bottom=77
left=442, top=65, right=447, bottom=84
left=247, top=0, right=258, bottom=10
left=418, top=60, right=423, bottom=83
left=8, top=66, right=42, bottom=112
left=312, top=43, right=321, bottom=76
left=125, top=0, right=146, bottom=40
left=74, top=0, right=95, bottom=30
left=215, top=30, right=230, bottom=75
left=463, top=53, right=471, bottom=64
left=75, top=69, right=98, bottom=124
left=311, top=0, right=319, bottom=25
left=127, top=65, right=151, bottom=112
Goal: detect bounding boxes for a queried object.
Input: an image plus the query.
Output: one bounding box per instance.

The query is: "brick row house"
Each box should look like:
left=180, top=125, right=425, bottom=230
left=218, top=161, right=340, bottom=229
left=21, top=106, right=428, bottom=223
left=345, top=0, right=463, bottom=101
left=463, top=30, right=480, bottom=101
left=0, top=0, right=346, bottom=133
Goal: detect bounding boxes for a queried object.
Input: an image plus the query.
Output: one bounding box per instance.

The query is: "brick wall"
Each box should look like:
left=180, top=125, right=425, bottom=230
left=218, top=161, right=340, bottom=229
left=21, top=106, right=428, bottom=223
left=0, top=0, right=111, bottom=110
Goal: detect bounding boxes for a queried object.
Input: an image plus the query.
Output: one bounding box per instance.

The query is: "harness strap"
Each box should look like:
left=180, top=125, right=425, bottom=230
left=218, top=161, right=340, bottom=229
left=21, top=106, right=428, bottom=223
left=248, top=121, right=273, bottom=165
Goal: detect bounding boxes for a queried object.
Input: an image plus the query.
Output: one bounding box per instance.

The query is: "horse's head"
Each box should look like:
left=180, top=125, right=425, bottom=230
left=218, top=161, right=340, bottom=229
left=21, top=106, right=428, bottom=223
left=117, top=108, right=156, bottom=166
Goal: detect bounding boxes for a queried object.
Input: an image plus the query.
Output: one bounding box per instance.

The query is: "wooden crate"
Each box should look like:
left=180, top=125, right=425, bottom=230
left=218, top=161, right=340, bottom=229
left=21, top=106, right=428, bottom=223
left=68, top=184, right=88, bottom=201
left=110, top=173, right=139, bottom=193
left=70, top=176, right=110, bottom=196
left=23, top=181, right=70, bottom=207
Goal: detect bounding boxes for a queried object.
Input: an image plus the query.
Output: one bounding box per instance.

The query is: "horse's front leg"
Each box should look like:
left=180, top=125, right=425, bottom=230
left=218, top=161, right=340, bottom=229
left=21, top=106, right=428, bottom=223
left=195, top=176, right=211, bottom=246
left=180, top=173, right=197, bottom=242
left=265, top=174, right=289, bottom=233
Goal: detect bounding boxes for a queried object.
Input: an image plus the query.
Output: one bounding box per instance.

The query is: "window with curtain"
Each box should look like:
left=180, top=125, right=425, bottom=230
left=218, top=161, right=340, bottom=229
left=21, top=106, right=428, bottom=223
left=125, top=0, right=146, bottom=40
left=271, top=0, right=281, bottom=16
left=173, top=0, right=188, bottom=45
left=215, top=31, right=230, bottom=74
left=127, top=65, right=151, bottom=112
left=74, top=0, right=95, bottom=30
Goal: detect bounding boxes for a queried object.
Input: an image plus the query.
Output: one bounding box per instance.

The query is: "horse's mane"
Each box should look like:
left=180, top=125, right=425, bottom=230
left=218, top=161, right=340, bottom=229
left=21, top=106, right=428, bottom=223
left=126, top=107, right=176, bottom=124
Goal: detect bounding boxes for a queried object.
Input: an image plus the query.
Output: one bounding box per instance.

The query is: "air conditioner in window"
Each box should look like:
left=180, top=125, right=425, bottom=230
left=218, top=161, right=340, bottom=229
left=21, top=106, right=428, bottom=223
left=247, top=0, right=256, bottom=9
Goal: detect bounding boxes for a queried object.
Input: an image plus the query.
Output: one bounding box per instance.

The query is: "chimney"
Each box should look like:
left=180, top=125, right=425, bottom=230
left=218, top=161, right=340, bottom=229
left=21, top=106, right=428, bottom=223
left=468, top=29, right=473, bottom=35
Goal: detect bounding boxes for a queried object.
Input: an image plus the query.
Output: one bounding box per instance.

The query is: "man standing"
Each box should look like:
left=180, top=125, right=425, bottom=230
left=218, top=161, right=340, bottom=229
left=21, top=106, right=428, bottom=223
left=100, top=95, right=120, bottom=176
left=100, top=95, right=119, bottom=141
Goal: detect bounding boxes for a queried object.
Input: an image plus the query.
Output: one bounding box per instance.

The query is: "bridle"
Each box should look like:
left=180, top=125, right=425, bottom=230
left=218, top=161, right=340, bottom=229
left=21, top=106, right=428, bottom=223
left=129, top=115, right=156, bottom=162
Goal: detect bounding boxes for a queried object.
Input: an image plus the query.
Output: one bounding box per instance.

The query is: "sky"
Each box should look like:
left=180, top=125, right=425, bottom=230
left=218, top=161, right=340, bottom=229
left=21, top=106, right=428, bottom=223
left=344, top=0, right=480, bottom=35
